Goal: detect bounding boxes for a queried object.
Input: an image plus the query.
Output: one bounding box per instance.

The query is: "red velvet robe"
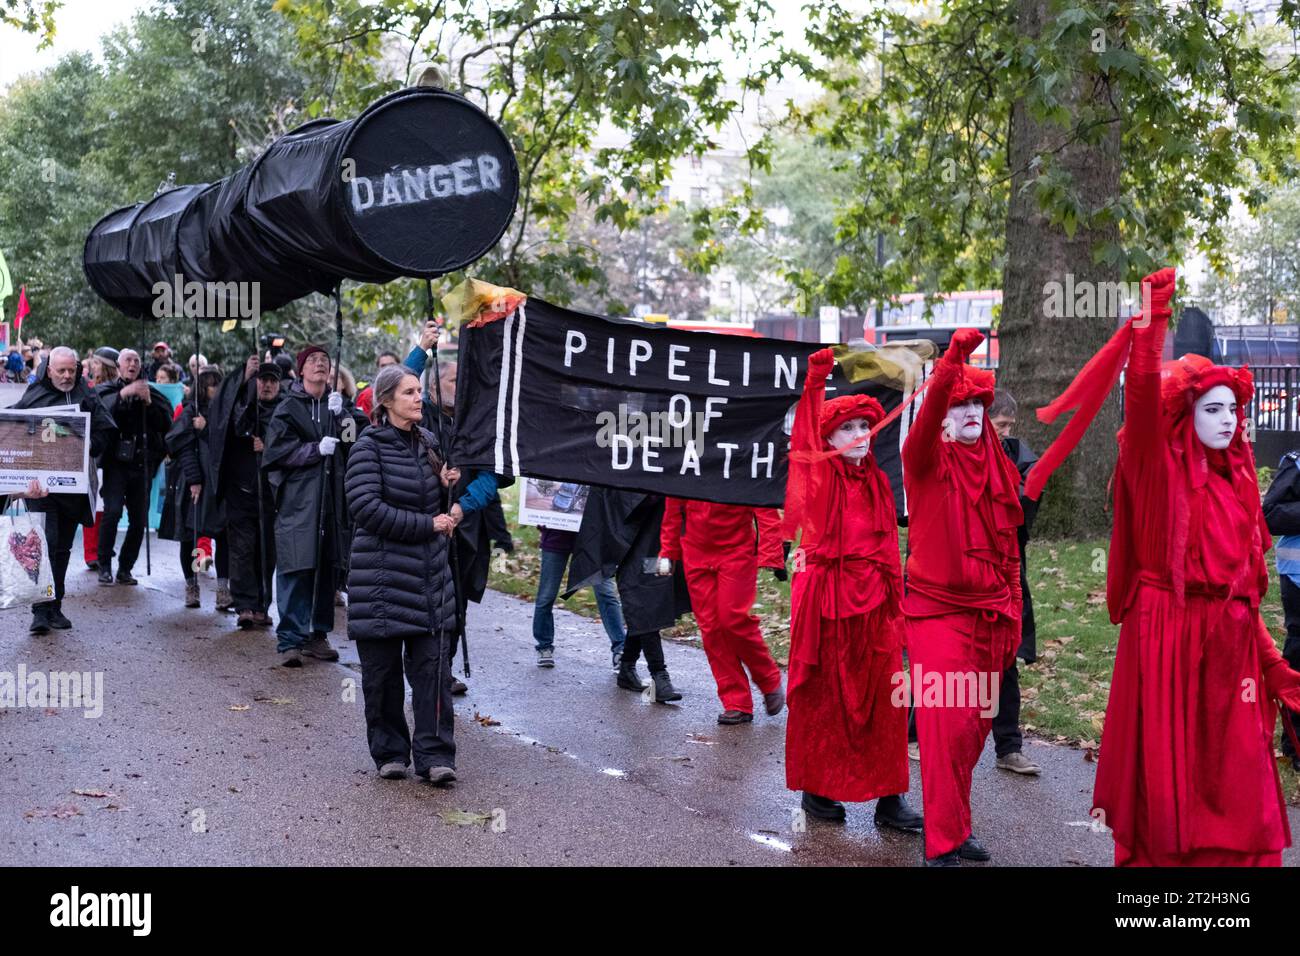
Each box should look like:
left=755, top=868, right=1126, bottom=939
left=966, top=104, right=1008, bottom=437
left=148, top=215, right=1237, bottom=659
left=901, top=346, right=1023, bottom=858
left=1094, top=305, right=1293, bottom=867
left=782, top=364, right=909, bottom=801
left=660, top=499, right=784, bottom=712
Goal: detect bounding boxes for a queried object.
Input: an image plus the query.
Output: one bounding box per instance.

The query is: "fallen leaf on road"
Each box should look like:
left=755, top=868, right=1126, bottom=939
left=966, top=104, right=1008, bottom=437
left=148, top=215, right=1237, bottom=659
left=253, top=697, right=295, bottom=705
left=24, top=805, right=82, bottom=820
left=473, top=711, right=500, bottom=727
left=71, top=789, right=115, bottom=798
left=686, top=734, right=716, bottom=745
left=437, top=809, right=493, bottom=827
left=229, top=705, right=251, bottom=712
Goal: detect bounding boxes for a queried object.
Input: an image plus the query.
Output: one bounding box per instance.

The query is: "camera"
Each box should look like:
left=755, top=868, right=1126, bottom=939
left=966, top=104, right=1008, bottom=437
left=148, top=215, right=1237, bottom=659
left=260, top=332, right=287, bottom=356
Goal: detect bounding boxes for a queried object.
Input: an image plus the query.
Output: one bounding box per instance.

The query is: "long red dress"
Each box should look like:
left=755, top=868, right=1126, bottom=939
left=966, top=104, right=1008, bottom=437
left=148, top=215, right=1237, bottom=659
left=901, top=329, right=1023, bottom=859
left=660, top=499, right=784, bottom=714
left=1028, top=268, right=1300, bottom=867
left=783, top=349, right=909, bottom=802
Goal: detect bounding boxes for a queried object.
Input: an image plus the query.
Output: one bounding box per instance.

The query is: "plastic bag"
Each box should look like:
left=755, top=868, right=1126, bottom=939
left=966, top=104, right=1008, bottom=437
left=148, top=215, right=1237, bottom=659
left=0, top=509, right=55, bottom=610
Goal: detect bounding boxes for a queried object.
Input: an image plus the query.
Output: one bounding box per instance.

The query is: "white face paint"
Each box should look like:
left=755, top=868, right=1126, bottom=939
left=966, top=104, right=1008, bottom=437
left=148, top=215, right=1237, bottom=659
left=945, top=399, right=984, bottom=444
left=828, top=417, right=872, bottom=462
left=1194, top=384, right=1237, bottom=450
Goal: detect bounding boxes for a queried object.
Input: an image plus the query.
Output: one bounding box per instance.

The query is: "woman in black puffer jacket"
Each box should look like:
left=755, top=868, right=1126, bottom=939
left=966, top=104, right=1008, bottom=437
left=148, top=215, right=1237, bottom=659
left=346, top=364, right=461, bottom=785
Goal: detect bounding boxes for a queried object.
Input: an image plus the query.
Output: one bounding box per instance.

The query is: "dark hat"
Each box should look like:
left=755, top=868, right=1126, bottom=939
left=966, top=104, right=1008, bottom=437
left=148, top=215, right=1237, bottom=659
left=256, top=361, right=283, bottom=381
left=296, top=345, right=328, bottom=376
left=94, top=346, right=120, bottom=368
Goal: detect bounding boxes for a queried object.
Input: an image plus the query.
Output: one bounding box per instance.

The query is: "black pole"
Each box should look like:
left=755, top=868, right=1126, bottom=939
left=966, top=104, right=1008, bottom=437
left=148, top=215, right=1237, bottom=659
left=139, top=317, right=151, bottom=575
left=251, top=326, right=268, bottom=614
left=309, top=286, right=345, bottom=633
left=428, top=278, right=468, bottom=678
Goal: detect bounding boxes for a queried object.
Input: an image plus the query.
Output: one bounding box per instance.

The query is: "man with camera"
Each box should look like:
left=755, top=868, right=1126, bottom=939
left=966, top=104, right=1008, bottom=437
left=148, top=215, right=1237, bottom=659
left=94, top=348, right=172, bottom=585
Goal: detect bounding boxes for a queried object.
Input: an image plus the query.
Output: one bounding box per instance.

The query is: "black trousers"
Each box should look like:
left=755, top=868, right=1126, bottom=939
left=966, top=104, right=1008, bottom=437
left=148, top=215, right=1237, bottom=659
left=622, top=629, right=667, bottom=674
left=481, top=497, right=513, bottom=546
left=357, top=633, right=455, bottom=774
left=991, top=662, right=1022, bottom=757
left=98, top=463, right=151, bottom=573
left=36, top=501, right=81, bottom=607
left=226, top=487, right=275, bottom=613
left=1018, top=560, right=1037, bottom=662
left=1279, top=576, right=1300, bottom=757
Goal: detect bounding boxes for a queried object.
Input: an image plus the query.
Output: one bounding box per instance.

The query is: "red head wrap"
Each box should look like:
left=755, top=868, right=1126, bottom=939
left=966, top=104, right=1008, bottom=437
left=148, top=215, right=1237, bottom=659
left=948, top=365, right=996, bottom=408
left=819, top=394, right=885, bottom=439
left=1159, top=353, right=1253, bottom=419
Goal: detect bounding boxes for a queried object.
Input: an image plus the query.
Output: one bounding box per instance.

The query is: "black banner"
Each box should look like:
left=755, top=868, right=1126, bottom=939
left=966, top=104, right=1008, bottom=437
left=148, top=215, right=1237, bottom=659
left=454, top=297, right=927, bottom=513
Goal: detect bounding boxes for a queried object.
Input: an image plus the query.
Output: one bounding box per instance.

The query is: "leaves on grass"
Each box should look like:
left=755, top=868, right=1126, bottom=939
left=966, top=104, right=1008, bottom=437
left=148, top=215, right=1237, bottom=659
left=473, top=711, right=500, bottom=727
left=24, top=804, right=82, bottom=820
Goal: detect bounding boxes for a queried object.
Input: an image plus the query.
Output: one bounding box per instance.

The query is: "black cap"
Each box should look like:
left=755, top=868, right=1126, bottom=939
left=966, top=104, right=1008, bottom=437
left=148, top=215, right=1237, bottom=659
left=256, top=361, right=283, bottom=381
left=94, top=346, right=120, bottom=367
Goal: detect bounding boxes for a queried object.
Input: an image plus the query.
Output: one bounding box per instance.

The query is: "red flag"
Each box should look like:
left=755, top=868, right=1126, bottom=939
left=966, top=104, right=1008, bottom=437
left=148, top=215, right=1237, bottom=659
left=14, top=285, right=29, bottom=334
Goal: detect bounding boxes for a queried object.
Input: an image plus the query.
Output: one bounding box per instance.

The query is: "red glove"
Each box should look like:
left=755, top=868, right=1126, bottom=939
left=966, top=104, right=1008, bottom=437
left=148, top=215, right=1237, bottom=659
left=1141, top=267, right=1177, bottom=323
left=1258, top=619, right=1300, bottom=711
left=945, top=328, right=984, bottom=364
left=808, top=347, right=835, bottom=378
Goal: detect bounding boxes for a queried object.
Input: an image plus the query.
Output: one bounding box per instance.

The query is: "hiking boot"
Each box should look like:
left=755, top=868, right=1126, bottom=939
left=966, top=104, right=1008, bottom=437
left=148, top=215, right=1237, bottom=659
left=996, top=751, right=1042, bottom=775
left=378, top=762, right=408, bottom=780
left=652, top=670, right=682, bottom=703
left=537, top=647, right=555, bottom=668
left=874, top=794, right=923, bottom=833
left=617, top=662, right=647, bottom=691
left=420, top=766, right=456, bottom=786
left=958, top=835, right=991, bottom=862
left=801, top=791, right=846, bottom=822
left=47, top=606, right=72, bottom=630
left=115, top=569, right=138, bottom=585
left=215, top=579, right=232, bottom=612
left=611, top=646, right=623, bottom=670
left=280, top=648, right=303, bottom=668
left=236, top=610, right=257, bottom=629
left=184, top=580, right=200, bottom=608
left=450, top=678, right=468, bottom=696
left=253, top=611, right=273, bottom=627
left=717, top=709, right=753, bottom=724
left=29, top=604, right=51, bottom=634
left=86, top=560, right=98, bottom=572
left=763, top=685, right=786, bottom=716
left=97, top=567, right=114, bottom=586
left=302, top=635, right=339, bottom=661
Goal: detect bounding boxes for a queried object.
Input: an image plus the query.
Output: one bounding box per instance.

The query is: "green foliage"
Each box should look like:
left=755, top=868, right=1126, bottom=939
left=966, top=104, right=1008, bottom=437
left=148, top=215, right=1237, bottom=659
left=771, top=0, right=1300, bottom=308
left=1203, top=184, right=1300, bottom=324
left=2, top=0, right=58, bottom=46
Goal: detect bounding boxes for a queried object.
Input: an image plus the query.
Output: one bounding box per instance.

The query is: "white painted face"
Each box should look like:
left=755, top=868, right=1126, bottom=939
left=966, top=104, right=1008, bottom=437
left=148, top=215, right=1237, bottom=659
left=1194, top=384, right=1237, bottom=450
left=828, top=417, right=872, bottom=462
left=945, top=399, right=984, bottom=444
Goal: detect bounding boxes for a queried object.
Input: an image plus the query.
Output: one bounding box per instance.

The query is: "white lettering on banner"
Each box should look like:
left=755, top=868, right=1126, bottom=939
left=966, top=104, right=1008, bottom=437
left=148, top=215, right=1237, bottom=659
left=703, top=396, right=727, bottom=432
left=564, top=330, right=587, bottom=368
left=349, top=154, right=506, bottom=213
left=611, top=434, right=633, bottom=470
left=642, top=435, right=665, bottom=473
left=681, top=440, right=702, bottom=476
left=558, top=329, right=802, bottom=392
left=752, top=442, right=775, bottom=479
left=719, top=442, right=739, bottom=478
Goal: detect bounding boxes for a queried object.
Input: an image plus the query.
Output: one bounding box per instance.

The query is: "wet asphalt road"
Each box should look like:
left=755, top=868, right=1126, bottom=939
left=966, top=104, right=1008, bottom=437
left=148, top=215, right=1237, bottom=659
left=2, top=534, right=1297, bottom=866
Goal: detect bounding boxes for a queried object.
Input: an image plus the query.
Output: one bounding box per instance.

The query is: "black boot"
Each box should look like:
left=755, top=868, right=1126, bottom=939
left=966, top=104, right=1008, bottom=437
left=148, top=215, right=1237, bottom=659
left=47, top=602, right=72, bottom=630
left=801, top=791, right=847, bottom=822
left=29, top=603, right=51, bottom=634
left=874, top=794, right=923, bottom=833
left=958, top=834, right=991, bottom=862
left=97, top=565, right=114, bottom=586
left=651, top=670, right=681, bottom=703
left=616, top=662, right=647, bottom=691
left=924, top=849, right=960, bottom=867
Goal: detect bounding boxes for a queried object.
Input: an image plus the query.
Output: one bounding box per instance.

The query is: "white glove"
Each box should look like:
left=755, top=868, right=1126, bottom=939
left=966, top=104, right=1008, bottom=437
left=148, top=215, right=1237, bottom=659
left=656, top=557, right=672, bottom=576
left=327, top=392, right=344, bottom=415
left=318, top=436, right=339, bottom=456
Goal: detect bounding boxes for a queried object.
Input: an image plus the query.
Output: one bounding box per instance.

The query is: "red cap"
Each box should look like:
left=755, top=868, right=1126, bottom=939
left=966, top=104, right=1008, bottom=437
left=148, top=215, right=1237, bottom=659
left=296, top=345, right=328, bottom=377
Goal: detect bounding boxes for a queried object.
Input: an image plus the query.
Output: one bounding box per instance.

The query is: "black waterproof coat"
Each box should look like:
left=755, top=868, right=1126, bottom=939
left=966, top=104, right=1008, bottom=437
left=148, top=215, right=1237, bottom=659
left=565, top=486, right=690, bottom=633
left=345, top=422, right=457, bottom=639
left=261, top=382, right=366, bottom=575
left=13, top=362, right=117, bottom=526
left=96, top=378, right=172, bottom=477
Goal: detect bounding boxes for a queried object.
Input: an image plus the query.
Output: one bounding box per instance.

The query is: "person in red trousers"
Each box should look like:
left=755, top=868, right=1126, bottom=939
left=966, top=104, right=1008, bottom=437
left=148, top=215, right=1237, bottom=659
left=903, top=327, right=1023, bottom=866
left=782, top=346, right=923, bottom=832
left=659, top=496, right=786, bottom=724
left=1025, top=267, right=1300, bottom=866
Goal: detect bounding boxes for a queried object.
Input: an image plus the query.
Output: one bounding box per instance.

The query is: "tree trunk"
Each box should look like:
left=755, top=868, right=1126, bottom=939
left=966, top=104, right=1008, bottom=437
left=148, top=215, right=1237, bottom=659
left=998, top=0, right=1123, bottom=537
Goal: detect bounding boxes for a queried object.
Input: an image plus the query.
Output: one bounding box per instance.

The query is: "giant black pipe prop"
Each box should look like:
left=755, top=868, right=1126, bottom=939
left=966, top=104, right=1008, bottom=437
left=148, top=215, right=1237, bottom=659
left=84, top=87, right=520, bottom=319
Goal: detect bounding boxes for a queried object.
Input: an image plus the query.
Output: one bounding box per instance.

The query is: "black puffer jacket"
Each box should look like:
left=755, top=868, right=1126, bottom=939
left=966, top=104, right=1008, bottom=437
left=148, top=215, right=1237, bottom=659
left=345, top=422, right=457, bottom=640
